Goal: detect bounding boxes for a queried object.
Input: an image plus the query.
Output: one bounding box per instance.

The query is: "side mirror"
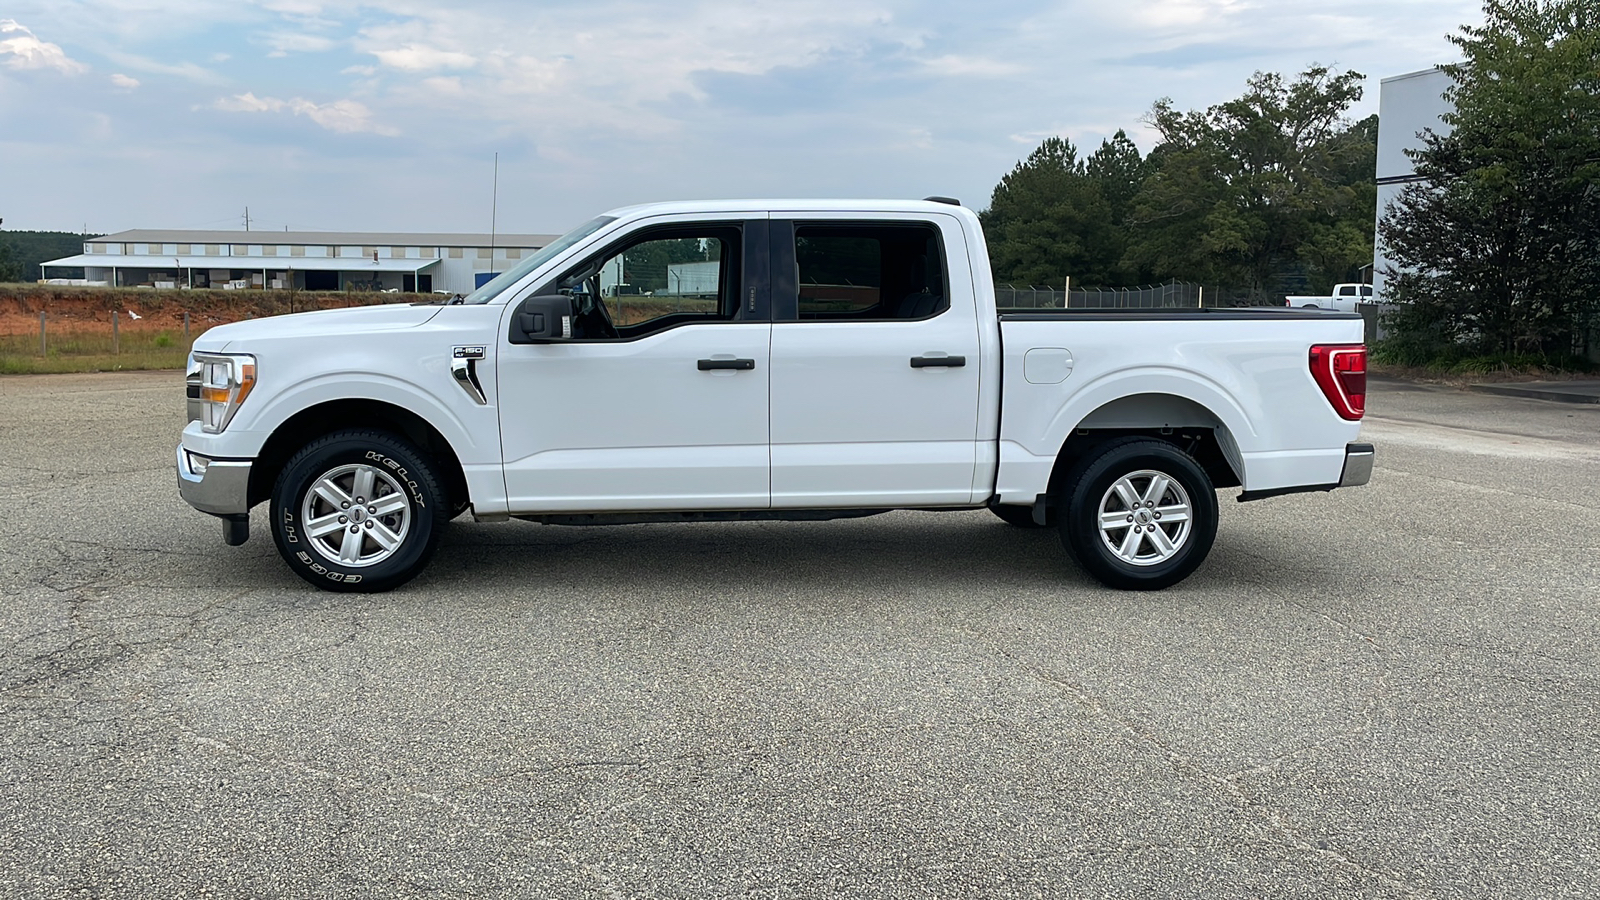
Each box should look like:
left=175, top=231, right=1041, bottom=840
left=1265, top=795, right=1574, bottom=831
left=511, top=294, right=575, bottom=344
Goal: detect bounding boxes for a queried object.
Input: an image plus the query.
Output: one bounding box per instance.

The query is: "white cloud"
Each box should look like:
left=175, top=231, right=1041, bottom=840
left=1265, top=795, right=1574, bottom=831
left=368, top=43, right=477, bottom=72
left=0, top=19, right=88, bottom=75
left=100, top=50, right=222, bottom=84
left=212, top=91, right=399, bottom=136
left=918, top=54, right=1025, bottom=78
left=264, top=31, right=338, bottom=57
left=110, top=73, right=140, bottom=90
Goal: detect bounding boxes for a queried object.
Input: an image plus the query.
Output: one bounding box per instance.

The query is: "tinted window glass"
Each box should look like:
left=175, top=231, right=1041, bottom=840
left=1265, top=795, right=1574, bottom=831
left=604, top=235, right=727, bottom=327
left=552, top=225, right=741, bottom=340
left=793, top=224, right=947, bottom=322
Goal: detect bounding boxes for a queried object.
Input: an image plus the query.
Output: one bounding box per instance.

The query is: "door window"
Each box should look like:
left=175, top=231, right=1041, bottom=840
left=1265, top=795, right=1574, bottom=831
left=792, top=224, right=947, bottom=321
left=552, top=226, right=741, bottom=340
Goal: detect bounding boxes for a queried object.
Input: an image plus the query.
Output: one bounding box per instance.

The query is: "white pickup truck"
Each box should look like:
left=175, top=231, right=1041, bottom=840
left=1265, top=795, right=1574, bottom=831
left=178, top=199, right=1372, bottom=592
left=1286, top=283, right=1375, bottom=312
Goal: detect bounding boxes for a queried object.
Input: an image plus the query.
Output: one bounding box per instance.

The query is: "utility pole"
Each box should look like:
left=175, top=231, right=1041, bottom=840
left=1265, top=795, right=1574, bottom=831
left=489, top=152, right=499, bottom=268
left=243, top=206, right=251, bottom=232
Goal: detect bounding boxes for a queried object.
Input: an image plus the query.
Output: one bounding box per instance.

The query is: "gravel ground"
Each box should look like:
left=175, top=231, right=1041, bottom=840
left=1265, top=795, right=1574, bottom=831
left=1, top=371, right=1596, bottom=899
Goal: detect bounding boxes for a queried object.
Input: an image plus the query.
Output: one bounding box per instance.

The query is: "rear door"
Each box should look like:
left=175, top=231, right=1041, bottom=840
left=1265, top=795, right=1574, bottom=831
left=766, top=214, right=982, bottom=508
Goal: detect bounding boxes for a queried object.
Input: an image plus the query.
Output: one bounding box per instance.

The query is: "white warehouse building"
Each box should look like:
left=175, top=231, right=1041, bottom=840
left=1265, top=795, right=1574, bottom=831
left=41, top=229, right=561, bottom=295
left=1374, top=66, right=1454, bottom=302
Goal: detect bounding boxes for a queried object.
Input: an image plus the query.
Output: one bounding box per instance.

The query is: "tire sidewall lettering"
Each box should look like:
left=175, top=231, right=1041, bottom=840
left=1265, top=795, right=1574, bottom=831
left=364, top=450, right=427, bottom=508
left=272, top=431, right=445, bottom=593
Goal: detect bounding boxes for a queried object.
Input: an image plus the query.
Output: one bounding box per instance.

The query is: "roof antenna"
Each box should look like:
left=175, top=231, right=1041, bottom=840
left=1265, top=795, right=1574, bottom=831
left=923, top=196, right=961, bottom=206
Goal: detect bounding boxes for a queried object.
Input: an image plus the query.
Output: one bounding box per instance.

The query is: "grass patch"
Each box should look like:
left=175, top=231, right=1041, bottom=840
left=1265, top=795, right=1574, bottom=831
left=1370, top=341, right=1598, bottom=378
left=0, top=330, right=191, bottom=374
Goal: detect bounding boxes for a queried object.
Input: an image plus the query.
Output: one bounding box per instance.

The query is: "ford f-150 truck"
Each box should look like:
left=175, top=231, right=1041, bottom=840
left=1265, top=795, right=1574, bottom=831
left=178, top=199, right=1373, bottom=592
left=1286, top=283, right=1374, bottom=312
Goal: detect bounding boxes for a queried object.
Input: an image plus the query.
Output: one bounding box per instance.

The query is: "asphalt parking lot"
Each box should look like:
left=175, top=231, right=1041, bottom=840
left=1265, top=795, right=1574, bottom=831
left=1, top=372, right=1597, bottom=898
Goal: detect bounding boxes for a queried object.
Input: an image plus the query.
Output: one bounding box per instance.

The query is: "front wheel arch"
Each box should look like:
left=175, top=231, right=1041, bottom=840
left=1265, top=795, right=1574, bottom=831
left=248, top=398, right=470, bottom=517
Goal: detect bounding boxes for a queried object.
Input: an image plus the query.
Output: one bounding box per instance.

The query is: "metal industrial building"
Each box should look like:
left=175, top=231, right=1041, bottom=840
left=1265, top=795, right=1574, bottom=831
left=1374, top=66, right=1454, bottom=301
left=40, top=229, right=561, bottom=295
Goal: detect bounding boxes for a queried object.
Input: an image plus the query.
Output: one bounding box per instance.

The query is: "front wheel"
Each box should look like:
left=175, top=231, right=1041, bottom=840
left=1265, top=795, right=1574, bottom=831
left=1059, top=438, right=1218, bottom=590
left=270, top=430, right=446, bottom=592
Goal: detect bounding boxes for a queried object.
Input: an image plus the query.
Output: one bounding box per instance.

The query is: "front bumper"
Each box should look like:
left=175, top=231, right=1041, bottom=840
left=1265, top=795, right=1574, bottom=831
left=176, top=445, right=253, bottom=516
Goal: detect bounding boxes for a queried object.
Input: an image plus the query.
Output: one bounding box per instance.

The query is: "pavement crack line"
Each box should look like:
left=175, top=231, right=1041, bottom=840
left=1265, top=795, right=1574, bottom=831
left=1377, top=466, right=1600, bottom=513
left=992, top=644, right=1425, bottom=898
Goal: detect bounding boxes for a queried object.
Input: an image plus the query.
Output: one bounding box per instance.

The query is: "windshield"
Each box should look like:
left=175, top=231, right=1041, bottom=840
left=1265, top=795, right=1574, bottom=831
left=461, top=215, right=617, bottom=304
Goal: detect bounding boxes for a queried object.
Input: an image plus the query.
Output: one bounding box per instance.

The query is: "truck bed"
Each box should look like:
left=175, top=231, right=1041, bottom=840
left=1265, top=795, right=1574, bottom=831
left=993, top=309, right=1367, bottom=504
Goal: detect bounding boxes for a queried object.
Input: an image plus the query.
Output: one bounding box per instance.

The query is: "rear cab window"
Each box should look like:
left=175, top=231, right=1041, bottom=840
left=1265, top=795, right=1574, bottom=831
left=788, top=223, right=949, bottom=322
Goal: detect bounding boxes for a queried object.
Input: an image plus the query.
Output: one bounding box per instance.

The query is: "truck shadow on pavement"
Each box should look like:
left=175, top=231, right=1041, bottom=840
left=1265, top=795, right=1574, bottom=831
left=385, top=510, right=1331, bottom=599
left=423, top=511, right=1076, bottom=595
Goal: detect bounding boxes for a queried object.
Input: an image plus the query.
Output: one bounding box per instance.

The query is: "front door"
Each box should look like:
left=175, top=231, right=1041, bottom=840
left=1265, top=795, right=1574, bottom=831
left=497, top=219, right=771, bottom=512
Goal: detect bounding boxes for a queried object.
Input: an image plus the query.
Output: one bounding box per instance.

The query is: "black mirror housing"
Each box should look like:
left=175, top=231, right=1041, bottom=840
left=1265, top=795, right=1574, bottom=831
left=511, top=294, right=576, bottom=344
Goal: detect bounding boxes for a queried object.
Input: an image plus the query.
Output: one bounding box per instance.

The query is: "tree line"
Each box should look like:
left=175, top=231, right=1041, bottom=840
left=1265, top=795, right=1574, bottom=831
left=0, top=231, right=94, bottom=282
left=1380, top=0, right=1597, bottom=363
left=981, top=66, right=1377, bottom=303
left=982, top=0, right=1598, bottom=363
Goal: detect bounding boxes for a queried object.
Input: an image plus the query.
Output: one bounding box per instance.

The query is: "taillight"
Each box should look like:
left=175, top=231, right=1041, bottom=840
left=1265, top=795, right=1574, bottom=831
left=1309, top=344, right=1366, bottom=420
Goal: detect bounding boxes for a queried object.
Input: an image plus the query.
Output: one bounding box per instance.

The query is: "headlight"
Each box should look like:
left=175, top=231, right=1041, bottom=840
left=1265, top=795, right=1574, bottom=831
left=190, top=352, right=257, bottom=433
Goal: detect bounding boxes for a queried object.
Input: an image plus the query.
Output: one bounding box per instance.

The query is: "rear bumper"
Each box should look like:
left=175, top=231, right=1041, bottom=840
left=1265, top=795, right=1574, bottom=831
left=1339, top=442, right=1374, bottom=488
left=176, top=445, right=253, bottom=516
left=1237, top=442, right=1374, bottom=502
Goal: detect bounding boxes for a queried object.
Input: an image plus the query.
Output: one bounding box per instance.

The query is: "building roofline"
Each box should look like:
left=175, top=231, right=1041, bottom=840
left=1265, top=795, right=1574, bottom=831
left=1381, top=66, right=1451, bottom=84
left=90, top=229, right=562, bottom=247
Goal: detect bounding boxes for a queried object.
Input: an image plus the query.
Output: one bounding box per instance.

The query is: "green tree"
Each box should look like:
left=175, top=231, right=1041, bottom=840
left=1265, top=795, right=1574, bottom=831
left=1380, top=0, right=1600, bottom=358
left=1127, top=66, right=1375, bottom=299
left=980, top=134, right=1141, bottom=287
left=0, top=241, right=21, bottom=282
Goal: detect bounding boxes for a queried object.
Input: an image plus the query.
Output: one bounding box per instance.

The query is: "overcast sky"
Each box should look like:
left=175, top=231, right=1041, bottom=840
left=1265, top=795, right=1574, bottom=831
left=2, top=0, right=1477, bottom=236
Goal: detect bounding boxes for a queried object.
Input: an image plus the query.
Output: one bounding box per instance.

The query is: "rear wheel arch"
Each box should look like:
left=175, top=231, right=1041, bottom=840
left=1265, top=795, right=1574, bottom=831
left=248, top=399, right=469, bottom=516
left=1037, top=393, right=1243, bottom=523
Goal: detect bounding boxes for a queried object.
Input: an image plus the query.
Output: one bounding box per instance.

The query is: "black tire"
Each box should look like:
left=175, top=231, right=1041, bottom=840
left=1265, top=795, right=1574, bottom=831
left=1058, top=438, right=1217, bottom=591
left=270, top=429, right=446, bottom=593
left=990, top=504, right=1047, bottom=528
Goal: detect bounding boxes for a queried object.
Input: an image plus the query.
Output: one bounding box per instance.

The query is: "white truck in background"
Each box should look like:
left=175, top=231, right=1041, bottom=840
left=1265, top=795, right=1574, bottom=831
left=1286, top=283, right=1375, bottom=312
left=178, top=198, right=1373, bottom=593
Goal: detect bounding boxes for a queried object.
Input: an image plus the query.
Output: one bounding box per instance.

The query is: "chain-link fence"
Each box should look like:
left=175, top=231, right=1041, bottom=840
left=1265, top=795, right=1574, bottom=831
left=993, top=282, right=1287, bottom=310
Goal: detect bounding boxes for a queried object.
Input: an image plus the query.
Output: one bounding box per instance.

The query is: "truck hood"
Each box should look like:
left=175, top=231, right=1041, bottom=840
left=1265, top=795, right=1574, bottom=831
left=196, top=303, right=444, bottom=351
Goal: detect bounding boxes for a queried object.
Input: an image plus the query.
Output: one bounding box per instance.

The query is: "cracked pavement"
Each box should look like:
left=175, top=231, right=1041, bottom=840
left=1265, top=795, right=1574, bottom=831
left=1, top=371, right=1597, bottom=898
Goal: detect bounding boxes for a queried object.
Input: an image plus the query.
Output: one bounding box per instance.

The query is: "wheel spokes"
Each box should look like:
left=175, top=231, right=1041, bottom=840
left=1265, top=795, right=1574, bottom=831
left=1155, top=504, right=1190, bottom=524
left=351, top=466, right=377, bottom=503
left=337, top=527, right=365, bottom=563
left=300, top=462, right=413, bottom=568
left=367, top=520, right=403, bottom=552
left=1142, top=474, right=1170, bottom=507
left=1117, top=525, right=1143, bottom=560
left=312, top=479, right=352, bottom=509
left=1097, top=468, right=1194, bottom=567
left=370, top=494, right=407, bottom=517
left=305, top=512, right=347, bottom=538
left=1146, top=524, right=1177, bottom=556
left=1112, top=479, right=1141, bottom=510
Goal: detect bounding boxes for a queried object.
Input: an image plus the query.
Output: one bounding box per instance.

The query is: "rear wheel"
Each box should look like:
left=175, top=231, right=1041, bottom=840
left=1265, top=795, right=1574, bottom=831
left=270, top=430, right=446, bottom=592
left=1059, top=438, right=1217, bottom=590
